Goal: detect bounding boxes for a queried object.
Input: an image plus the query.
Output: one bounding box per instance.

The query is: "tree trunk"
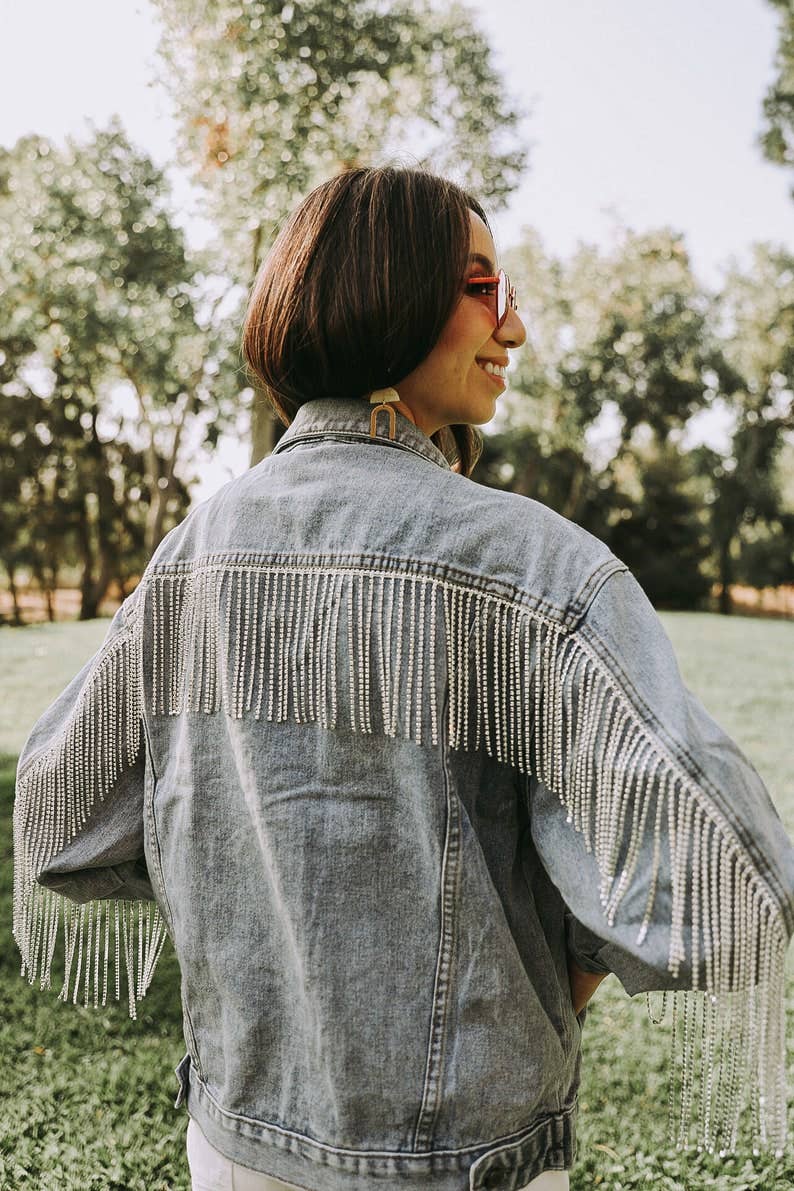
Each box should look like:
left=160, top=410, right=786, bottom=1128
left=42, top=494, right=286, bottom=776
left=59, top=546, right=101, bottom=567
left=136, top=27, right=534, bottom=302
left=78, top=541, right=113, bottom=621
left=145, top=478, right=167, bottom=562
left=561, top=461, right=585, bottom=521
left=513, top=454, right=538, bottom=500
left=718, top=537, right=733, bottom=615
left=143, top=389, right=194, bottom=558
left=79, top=410, right=118, bottom=619
left=76, top=497, right=97, bottom=620
left=31, top=560, right=57, bottom=622
left=3, top=563, right=23, bottom=626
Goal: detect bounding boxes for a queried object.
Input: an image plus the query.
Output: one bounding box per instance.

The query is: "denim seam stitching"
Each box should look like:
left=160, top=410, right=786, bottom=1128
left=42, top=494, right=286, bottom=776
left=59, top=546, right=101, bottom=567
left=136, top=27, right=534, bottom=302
left=149, top=553, right=573, bottom=625
left=192, top=1073, right=576, bottom=1161
left=271, top=428, right=451, bottom=471
left=413, top=683, right=460, bottom=1149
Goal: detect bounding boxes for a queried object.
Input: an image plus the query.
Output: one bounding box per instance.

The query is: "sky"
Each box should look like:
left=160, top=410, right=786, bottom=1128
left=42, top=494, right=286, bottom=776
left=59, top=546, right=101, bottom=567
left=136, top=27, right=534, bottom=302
left=2, top=0, right=792, bottom=500
left=482, top=0, right=793, bottom=275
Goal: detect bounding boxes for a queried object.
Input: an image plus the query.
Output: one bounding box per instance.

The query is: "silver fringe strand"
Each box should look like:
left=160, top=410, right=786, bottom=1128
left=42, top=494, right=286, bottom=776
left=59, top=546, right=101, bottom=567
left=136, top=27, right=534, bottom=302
left=12, top=594, right=167, bottom=1020
left=13, top=559, right=789, bottom=1155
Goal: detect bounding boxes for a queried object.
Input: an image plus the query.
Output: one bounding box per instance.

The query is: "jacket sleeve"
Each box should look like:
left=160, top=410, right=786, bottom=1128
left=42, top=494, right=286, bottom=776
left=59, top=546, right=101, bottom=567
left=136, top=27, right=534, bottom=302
left=525, top=567, right=794, bottom=1156
left=12, top=581, right=167, bottom=1017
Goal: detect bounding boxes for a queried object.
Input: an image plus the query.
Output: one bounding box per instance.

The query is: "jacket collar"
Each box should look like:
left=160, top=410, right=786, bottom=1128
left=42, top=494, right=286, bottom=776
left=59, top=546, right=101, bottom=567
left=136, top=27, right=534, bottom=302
left=270, top=397, right=454, bottom=472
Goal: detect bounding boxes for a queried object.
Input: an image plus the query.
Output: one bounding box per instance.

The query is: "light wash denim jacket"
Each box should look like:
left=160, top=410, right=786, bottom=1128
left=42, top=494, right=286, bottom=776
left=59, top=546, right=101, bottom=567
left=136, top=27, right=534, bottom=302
left=13, top=397, right=794, bottom=1190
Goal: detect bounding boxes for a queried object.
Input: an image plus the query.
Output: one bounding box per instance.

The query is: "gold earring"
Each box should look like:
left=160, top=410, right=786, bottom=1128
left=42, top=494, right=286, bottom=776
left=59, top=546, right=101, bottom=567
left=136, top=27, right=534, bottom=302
left=369, top=387, right=400, bottom=440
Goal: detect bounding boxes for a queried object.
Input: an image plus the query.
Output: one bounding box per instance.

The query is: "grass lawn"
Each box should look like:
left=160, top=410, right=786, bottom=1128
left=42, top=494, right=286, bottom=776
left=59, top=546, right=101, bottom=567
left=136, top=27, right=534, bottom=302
left=0, top=611, right=792, bottom=1189
left=0, top=747, right=186, bottom=1191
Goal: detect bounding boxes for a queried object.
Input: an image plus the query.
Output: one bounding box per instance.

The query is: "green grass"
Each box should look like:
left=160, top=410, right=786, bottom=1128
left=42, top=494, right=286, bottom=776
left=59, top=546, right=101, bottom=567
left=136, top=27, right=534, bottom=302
left=660, top=612, right=792, bottom=819
left=1, top=612, right=793, bottom=1189
left=0, top=618, right=111, bottom=760
left=0, top=751, right=186, bottom=1190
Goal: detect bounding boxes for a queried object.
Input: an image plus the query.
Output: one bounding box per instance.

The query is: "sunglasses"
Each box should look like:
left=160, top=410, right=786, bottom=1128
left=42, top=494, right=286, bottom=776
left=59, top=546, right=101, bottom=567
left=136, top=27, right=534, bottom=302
left=464, top=269, right=518, bottom=329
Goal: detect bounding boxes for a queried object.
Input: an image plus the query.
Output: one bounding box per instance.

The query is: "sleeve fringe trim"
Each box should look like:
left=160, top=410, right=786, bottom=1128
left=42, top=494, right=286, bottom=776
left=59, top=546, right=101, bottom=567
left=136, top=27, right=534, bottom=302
left=12, top=595, right=166, bottom=1020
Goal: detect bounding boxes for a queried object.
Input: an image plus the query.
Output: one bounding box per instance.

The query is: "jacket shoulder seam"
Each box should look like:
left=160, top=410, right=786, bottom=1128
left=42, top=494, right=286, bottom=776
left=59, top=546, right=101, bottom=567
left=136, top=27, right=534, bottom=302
left=568, top=557, right=629, bottom=627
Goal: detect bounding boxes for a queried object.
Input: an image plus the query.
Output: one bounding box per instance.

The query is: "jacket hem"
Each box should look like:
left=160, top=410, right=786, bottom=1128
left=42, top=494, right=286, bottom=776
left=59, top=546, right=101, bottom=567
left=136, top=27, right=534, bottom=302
left=176, top=1056, right=578, bottom=1190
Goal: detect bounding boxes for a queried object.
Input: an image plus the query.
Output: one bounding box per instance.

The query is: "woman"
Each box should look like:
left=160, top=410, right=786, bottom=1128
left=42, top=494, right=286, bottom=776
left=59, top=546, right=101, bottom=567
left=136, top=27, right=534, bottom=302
left=13, top=166, right=794, bottom=1191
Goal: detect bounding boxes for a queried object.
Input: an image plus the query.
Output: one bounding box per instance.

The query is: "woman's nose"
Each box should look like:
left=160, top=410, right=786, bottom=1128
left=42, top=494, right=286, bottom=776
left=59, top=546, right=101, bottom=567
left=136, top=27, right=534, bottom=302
left=496, top=307, right=526, bottom=350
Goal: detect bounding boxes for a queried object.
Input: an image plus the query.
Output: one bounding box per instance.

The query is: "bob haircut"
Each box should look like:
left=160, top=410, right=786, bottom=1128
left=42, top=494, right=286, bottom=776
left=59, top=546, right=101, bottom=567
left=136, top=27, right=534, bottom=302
left=241, top=166, right=492, bottom=478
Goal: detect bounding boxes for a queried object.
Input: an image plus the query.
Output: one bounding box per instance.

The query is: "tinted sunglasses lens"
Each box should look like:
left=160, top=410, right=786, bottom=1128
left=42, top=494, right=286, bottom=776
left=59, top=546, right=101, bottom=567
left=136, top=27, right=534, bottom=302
left=497, top=270, right=509, bottom=326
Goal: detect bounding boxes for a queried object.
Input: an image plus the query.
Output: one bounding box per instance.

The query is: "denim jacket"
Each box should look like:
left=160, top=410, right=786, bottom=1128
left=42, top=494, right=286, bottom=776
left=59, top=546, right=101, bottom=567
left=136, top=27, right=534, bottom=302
left=13, top=396, right=794, bottom=1190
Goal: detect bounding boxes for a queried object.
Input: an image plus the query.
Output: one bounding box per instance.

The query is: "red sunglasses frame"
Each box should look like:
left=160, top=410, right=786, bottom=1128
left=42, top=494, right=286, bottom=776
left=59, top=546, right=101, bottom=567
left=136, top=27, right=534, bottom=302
left=464, top=270, right=518, bottom=329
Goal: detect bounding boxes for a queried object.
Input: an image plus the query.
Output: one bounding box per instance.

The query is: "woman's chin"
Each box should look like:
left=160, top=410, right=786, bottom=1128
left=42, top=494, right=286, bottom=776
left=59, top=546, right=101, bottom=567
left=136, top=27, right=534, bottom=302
left=429, top=392, right=499, bottom=429
left=467, top=394, right=500, bottom=425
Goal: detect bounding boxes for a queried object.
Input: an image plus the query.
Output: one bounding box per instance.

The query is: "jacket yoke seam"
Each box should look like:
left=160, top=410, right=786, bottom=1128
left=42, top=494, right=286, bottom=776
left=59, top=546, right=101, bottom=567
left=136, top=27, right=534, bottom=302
left=149, top=549, right=586, bottom=627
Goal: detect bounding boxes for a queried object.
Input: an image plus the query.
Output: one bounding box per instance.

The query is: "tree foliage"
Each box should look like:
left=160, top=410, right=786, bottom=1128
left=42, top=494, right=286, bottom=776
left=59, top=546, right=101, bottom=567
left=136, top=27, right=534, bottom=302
left=0, top=125, right=244, bottom=619
left=760, top=0, right=794, bottom=183
left=3, top=5, right=794, bottom=619
left=694, top=243, right=794, bottom=608
left=497, top=227, right=793, bottom=610
left=604, top=446, right=712, bottom=610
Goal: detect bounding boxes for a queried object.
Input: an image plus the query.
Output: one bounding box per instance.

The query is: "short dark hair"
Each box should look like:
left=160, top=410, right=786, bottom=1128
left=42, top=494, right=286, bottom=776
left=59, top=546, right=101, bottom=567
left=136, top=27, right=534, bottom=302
left=241, top=166, right=491, bottom=477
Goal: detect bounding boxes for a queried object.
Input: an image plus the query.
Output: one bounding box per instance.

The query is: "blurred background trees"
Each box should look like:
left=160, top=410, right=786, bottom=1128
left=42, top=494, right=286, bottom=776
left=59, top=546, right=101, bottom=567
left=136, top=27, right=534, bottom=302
left=760, top=0, right=794, bottom=183
left=0, top=125, right=241, bottom=619
left=1, top=0, right=793, bottom=621
left=494, top=225, right=794, bottom=611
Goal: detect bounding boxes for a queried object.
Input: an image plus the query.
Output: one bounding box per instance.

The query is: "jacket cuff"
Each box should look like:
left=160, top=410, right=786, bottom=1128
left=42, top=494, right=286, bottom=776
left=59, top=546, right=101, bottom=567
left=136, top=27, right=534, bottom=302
left=37, top=858, right=156, bottom=905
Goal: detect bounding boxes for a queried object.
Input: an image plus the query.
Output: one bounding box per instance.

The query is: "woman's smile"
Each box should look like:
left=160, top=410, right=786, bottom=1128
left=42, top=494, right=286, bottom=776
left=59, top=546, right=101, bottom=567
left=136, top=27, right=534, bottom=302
left=475, top=357, right=509, bottom=390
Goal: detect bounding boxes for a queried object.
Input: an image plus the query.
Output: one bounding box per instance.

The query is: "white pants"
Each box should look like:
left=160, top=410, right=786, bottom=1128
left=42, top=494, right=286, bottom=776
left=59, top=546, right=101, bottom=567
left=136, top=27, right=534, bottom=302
left=187, top=1117, right=570, bottom=1191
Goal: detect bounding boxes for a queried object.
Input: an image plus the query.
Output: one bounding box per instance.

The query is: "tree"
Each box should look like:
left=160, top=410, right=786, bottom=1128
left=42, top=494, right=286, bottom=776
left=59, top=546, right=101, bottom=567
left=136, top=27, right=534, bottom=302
left=490, top=225, right=794, bottom=610
left=0, top=126, right=244, bottom=617
left=760, top=0, right=794, bottom=187
left=604, top=445, right=712, bottom=609
left=150, top=0, right=528, bottom=462
left=490, top=226, right=794, bottom=613
left=493, top=230, right=601, bottom=523
left=735, top=513, right=794, bottom=588
left=499, top=226, right=722, bottom=523
left=0, top=391, right=57, bottom=625
left=558, top=228, right=728, bottom=453
left=691, top=243, right=794, bottom=612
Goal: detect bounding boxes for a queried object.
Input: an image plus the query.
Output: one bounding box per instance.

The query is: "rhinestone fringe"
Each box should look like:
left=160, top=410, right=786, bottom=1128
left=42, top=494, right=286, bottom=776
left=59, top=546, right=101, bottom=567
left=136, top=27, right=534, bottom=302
left=12, top=559, right=789, bottom=1153
left=12, top=593, right=167, bottom=1020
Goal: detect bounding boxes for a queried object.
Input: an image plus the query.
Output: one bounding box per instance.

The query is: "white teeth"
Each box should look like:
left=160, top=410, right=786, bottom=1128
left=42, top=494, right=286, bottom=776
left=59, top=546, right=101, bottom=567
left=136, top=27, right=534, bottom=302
left=478, top=361, right=507, bottom=378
